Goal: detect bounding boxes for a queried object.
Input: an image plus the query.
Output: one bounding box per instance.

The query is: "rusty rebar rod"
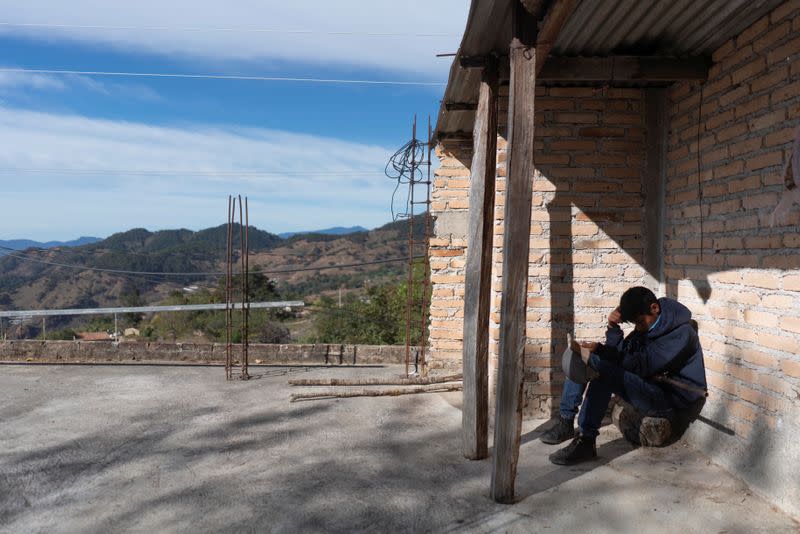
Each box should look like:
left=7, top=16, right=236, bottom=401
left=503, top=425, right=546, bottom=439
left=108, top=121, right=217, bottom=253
left=225, top=195, right=234, bottom=380
left=405, top=116, right=417, bottom=376
left=418, top=115, right=433, bottom=376
left=242, top=196, right=250, bottom=380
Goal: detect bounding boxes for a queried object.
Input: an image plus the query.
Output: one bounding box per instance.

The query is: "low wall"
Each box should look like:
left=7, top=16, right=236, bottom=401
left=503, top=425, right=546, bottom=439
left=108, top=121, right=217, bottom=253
left=0, top=340, right=409, bottom=365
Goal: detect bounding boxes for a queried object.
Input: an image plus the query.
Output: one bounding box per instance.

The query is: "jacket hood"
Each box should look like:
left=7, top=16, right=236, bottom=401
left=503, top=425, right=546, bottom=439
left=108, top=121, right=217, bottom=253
left=648, top=298, right=692, bottom=338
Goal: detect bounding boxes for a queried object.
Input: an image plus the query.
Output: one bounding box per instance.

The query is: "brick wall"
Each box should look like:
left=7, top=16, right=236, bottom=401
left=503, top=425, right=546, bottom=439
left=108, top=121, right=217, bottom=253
left=0, top=340, right=408, bottom=365
left=429, top=87, right=650, bottom=416
left=664, top=1, right=800, bottom=518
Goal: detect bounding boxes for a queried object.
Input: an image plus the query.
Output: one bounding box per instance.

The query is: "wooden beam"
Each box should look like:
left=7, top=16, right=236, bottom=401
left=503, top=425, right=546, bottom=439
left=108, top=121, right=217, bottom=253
left=445, top=102, right=478, bottom=111
left=461, top=57, right=498, bottom=461
left=534, top=0, right=578, bottom=77
left=538, top=56, right=710, bottom=82
left=460, top=56, right=489, bottom=69
left=491, top=0, right=537, bottom=505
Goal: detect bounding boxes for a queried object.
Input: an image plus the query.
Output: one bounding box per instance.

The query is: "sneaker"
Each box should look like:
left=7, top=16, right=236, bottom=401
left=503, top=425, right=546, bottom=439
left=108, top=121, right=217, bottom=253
left=549, top=435, right=597, bottom=465
left=540, top=416, right=576, bottom=445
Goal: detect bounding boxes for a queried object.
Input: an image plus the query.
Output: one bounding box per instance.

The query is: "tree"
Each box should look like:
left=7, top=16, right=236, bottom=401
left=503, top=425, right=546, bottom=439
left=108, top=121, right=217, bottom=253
left=312, top=259, right=430, bottom=345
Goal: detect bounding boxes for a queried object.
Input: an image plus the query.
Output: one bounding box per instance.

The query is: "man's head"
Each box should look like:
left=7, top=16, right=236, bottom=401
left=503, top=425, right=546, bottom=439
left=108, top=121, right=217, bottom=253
left=619, top=286, right=660, bottom=332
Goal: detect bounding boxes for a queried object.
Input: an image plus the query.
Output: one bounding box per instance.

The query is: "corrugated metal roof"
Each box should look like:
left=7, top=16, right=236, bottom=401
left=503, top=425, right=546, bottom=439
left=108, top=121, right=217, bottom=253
left=553, top=0, right=784, bottom=56
left=435, top=0, right=785, bottom=139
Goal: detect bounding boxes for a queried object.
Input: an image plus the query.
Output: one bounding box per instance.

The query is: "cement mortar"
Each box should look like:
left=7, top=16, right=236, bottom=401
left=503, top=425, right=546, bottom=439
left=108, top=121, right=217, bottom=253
left=0, top=365, right=796, bottom=533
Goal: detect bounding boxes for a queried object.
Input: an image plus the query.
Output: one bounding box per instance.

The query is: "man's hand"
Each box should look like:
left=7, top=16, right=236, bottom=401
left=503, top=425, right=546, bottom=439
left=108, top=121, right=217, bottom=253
left=579, top=341, right=598, bottom=364
left=608, top=307, right=622, bottom=327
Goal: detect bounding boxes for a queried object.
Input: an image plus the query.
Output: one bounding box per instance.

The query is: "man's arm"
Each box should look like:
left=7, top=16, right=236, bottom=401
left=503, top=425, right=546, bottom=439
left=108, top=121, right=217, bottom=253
left=623, top=324, right=696, bottom=377
left=596, top=308, right=624, bottom=362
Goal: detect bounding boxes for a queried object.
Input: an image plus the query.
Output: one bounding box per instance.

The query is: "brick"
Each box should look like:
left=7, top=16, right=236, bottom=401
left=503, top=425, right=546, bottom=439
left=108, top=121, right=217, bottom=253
left=712, top=39, right=736, bottom=62
left=758, top=375, right=795, bottom=397
left=783, top=274, right=800, bottom=291
left=762, top=294, right=795, bottom=308
left=763, top=254, right=800, bottom=269
left=771, top=1, right=800, bottom=23
left=741, top=271, right=780, bottom=289
left=573, top=181, right=620, bottom=193
left=742, top=192, right=778, bottom=210
left=713, top=160, right=745, bottom=179
left=537, top=98, right=575, bottom=111
left=550, top=140, right=597, bottom=151
left=781, top=316, right=800, bottom=334
left=706, top=109, right=735, bottom=130
left=708, top=199, right=741, bottom=216
left=771, top=80, right=800, bottom=106
left=578, top=127, right=625, bottom=138
left=732, top=57, right=766, bottom=85
left=743, top=309, right=778, bottom=327
left=729, top=137, right=762, bottom=157
left=767, top=36, right=800, bottom=65
left=554, top=112, right=597, bottom=124
left=743, top=235, right=782, bottom=249
left=750, top=65, right=789, bottom=94
left=603, top=167, right=640, bottom=179
left=760, top=334, right=797, bottom=353
left=780, top=359, right=800, bottom=378
left=744, top=348, right=779, bottom=370
left=718, top=85, right=750, bottom=108
left=748, top=110, right=786, bottom=133
left=701, top=147, right=729, bottom=165
left=724, top=215, right=759, bottom=231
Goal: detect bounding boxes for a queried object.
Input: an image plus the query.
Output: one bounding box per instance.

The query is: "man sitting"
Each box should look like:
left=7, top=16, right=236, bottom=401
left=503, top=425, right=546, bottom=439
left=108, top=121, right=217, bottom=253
left=540, top=286, right=707, bottom=465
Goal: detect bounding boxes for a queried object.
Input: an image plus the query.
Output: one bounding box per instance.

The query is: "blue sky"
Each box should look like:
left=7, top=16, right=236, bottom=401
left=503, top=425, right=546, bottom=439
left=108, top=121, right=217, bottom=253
left=0, top=1, right=468, bottom=241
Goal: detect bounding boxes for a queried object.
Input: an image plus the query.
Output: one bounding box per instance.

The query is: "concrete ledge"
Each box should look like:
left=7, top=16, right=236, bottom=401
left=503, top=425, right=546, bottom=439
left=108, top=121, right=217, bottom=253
left=0, top=340, right=409, bottom=365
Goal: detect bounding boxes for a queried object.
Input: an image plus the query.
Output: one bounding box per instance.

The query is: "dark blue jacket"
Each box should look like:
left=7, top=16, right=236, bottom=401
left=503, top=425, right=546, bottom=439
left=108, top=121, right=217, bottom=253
left=599, top=297, right=707, bottom=408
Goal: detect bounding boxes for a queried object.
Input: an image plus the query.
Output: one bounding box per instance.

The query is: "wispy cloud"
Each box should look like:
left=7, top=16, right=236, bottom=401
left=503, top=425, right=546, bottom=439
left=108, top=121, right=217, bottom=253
left=0, top=68, right=162, bottom=101
left=0, top=71, right=66, bottom=91
left=0, top=1, right=468, bottom=76
left=0, top=106, right=400, bottom=240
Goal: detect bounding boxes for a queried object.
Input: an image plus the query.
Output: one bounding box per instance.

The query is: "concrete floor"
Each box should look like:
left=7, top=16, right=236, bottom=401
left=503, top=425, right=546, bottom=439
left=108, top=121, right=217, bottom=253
left=0, top=364, right=797, bottom=534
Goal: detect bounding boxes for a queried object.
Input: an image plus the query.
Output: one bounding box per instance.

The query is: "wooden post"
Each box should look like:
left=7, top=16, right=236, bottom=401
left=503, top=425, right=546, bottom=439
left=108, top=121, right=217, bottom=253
left=643, top=88, right=668, bottom=291
left=491, top=0, right=537, bottom=504
left=462, top=57, right=499, bottom=461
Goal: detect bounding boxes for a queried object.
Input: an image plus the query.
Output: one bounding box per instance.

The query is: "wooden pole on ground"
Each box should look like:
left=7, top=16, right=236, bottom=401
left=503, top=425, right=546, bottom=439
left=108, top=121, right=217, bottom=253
left=462, top=56, right=499, bottom=461
left=289, top=373, right=462, bottom=387
left=491, top=0, right=537, bottom=505
left=290, top=383, right=463, bottom=402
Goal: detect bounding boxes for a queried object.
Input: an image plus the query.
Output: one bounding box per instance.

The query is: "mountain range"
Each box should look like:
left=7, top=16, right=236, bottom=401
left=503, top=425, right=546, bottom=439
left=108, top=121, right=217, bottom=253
left=0, top=217, right=425, bottom=319
left=277, top=226, right=368, bottom=239
left=0, top=237, right=102, bottom=250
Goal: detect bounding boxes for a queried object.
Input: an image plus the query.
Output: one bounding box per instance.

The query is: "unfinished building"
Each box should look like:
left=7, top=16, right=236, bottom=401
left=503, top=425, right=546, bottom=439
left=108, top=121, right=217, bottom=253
left=428, top=0, right=800, bottom=515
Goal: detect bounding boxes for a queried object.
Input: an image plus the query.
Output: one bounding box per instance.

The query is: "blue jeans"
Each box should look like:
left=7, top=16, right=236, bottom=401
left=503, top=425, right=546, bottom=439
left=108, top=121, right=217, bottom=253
left=559, top=378, right=586, bottom=420
left=560, top=355, right=676, bottom=439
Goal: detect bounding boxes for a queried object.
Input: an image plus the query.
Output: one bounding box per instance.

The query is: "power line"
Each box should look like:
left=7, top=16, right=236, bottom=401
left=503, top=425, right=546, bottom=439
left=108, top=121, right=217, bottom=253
left=0, top=21, right=458, bottom=38
left=0, top=168, right=387, bottom=177
left=0, top=68, right=446, bottom=87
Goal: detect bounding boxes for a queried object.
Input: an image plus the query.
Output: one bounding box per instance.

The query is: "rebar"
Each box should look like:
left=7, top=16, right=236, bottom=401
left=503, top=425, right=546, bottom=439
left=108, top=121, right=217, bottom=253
left=242, top=196, right=251, bottom=379
left=417, top=117, right=433, bottom=375
left=225, top=194, right=252, bottom=381
left=226, top=196, right=235, bottom=379
left=405, top=116, right=417, bottom=376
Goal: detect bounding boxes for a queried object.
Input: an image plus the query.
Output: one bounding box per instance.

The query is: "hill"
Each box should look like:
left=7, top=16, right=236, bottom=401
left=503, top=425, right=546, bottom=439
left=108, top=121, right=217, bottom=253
left=0, top=236, right=102, bottom=250
left=0, top=217, right=428, bottom=321
left=278, top=226, right=368, bottom=239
